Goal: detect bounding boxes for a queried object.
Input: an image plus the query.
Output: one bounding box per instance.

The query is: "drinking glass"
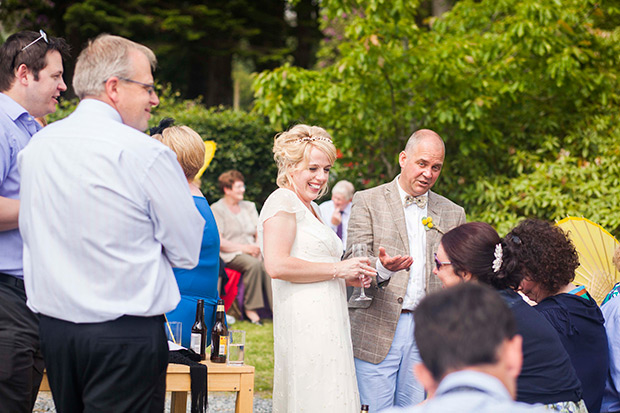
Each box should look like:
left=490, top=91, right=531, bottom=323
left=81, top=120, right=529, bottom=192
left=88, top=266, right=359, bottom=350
left=353, top=243, right=372, bottom=301
left=227, top=330, right=245, bottom=366
left=165, top=321, right=182, bottom=345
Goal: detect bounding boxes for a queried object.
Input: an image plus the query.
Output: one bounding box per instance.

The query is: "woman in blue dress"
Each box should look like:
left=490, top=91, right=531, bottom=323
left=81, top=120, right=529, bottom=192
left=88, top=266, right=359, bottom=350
left=151, top=119, right=220, bottom=348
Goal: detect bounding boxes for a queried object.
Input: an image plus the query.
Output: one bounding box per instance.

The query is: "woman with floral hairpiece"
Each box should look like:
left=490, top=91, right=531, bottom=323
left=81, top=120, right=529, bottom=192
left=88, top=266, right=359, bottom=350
left=257, top=124, right=376, bottom=412
left=507, top=218, right=608, bottom=413
left=433, top=222, right=587, bottom=412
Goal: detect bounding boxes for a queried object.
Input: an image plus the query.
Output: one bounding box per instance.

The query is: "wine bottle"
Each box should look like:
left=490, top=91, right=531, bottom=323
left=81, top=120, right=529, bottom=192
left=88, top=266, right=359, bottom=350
left=190, top=299, right=206, bottom=360
left=361, top=405, right=369, bottom=412
left=210, top=299, right=228, bottom=363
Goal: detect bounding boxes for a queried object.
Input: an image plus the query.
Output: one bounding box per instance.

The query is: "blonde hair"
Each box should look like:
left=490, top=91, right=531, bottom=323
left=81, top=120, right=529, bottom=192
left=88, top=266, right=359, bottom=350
left=152, top=126, right=205, bottom=180
left=73, top=34, right=157, bottom=99
left=273, top=124, right=336, bottom=199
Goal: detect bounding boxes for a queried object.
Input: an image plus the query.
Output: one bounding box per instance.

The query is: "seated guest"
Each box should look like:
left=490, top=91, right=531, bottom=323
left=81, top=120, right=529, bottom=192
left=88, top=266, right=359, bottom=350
left=434, top=222, right=586, bottom=411
left=211, top=170, right=272, bottom=325
left=507, top=219, right=608, bottom=413
left=599, top=247, right=620, bottom=413
left=384, top=283, right=546, bottom=412
left=319, top=180, right=354, bottom=247
left=151, top=120, right=221, bottom=348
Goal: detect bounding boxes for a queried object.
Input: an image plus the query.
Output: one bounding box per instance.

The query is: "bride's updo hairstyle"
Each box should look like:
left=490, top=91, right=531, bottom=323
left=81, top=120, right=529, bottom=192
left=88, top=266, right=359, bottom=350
left=273, top=124, right=336, bottom=199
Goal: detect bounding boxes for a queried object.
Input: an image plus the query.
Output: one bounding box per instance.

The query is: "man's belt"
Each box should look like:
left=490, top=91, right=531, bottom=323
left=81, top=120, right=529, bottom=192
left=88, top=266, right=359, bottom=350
left=0, top=272, right=25, bottom=289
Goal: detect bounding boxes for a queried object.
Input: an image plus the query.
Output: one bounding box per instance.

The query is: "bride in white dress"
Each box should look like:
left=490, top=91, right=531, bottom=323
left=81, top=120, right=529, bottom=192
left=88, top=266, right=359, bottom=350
left=258, top=124, right=376, bottom=412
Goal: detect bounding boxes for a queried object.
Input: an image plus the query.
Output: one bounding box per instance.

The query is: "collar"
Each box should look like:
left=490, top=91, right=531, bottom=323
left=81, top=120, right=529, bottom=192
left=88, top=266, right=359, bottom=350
left=396, top=174, right=428, bottom=207
left=75, top=98, right=124, bottom=124
left=0, top=92, right=32, bottom=122
left=436, top=370, right=513, bottom=401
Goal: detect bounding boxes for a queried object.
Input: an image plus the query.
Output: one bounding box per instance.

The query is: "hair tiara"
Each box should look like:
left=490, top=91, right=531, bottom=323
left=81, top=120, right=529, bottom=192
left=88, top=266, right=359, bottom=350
left=296, top=136, right=333, bottom=144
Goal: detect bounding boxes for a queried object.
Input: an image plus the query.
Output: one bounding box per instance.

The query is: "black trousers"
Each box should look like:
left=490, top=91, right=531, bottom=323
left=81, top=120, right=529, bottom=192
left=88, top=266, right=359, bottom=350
left=0, top=274, right=44, bottom=413
left=39, top=314, right=168, bottom=413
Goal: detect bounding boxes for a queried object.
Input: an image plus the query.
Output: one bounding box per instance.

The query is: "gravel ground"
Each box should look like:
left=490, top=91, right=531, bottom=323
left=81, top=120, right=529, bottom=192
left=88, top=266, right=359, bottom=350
left=35, top=392, right=273, bottom=412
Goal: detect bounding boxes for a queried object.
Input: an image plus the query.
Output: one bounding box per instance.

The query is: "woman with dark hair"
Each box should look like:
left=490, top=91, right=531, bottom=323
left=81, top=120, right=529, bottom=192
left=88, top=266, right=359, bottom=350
left=507, top=219, right=609, bottom=413
left=434, top=222, right=586, bottom=412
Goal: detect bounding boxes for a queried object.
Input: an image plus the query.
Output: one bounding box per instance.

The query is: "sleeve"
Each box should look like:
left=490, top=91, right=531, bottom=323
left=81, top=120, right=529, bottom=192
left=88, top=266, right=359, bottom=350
left=211, top=202, right=229, bottom=239
left=0, top=129, right=12, bottom=185
left=143, top=149, right=205, bottom=269
left=258, top=188, right=306, bottom=228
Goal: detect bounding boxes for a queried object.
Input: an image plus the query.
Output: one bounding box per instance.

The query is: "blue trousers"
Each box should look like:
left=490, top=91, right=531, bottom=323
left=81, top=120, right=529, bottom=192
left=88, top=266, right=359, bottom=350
left=355, top=312, right=424, bottom=412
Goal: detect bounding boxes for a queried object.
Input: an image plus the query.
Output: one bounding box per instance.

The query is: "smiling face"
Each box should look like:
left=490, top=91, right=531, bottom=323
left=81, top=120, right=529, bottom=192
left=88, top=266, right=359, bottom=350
left=224, top=180, right=245, bottom=203
left=433, top=244, right=463, bottom=288
left=25, top=50, right=66, bottom=118
left=398, top=136, right=444, bottom=197
left=290, top=147, right=332, bottom=207
left=115, top=49, right=159, bottom=131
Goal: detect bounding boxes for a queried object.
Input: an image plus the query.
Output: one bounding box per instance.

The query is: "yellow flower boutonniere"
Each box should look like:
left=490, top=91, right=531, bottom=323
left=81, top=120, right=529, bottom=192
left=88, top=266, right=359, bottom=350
left=422, top=216, right=444, bottom=234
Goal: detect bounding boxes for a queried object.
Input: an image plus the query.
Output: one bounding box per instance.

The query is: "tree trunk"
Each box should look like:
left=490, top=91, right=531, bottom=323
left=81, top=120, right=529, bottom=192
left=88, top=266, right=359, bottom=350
left=432, top=0, right=452, bottom=16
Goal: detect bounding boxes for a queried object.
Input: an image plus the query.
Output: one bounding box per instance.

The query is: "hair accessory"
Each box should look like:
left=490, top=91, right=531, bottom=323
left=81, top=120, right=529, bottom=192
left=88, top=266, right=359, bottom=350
left=297, top=136, right=333, bottom=144
left=492, top=243, right=503, bottom=273
left=149, top=117, right=175, bottom=136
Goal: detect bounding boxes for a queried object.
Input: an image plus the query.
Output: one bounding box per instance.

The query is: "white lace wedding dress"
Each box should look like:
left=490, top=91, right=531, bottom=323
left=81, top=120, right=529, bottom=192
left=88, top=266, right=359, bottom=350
left=258, top=188, right=360, bottom=412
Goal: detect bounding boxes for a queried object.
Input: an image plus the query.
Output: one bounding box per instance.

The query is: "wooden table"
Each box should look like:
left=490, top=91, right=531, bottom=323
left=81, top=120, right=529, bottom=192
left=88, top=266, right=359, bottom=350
left=40, top=360, right=255, bottom=413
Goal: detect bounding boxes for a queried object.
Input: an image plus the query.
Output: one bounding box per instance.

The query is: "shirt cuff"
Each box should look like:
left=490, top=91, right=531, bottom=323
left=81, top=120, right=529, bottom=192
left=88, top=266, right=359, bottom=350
left=376, top=258, right=394, bottom=282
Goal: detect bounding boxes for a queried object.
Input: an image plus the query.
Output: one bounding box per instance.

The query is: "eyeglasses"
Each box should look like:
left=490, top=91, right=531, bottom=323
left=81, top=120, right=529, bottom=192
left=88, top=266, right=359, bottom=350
left=434, top=253, right=452, bottom=270
left=21, top=30, right=49, bottom=52
left=118, top=77, right=156, bottom=95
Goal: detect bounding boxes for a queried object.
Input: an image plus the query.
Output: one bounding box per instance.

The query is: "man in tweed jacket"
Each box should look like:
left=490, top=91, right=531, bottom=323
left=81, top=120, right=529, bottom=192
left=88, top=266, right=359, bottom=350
left=345, top=129, right=466, bottom=411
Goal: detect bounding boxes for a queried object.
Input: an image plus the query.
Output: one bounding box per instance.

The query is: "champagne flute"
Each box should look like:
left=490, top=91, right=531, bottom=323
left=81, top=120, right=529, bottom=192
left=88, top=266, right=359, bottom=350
left=353, top=243, right=372, bottom=302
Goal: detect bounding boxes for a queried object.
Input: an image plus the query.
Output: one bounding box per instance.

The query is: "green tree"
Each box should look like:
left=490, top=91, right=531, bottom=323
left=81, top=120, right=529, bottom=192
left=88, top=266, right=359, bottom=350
left=0, top=0, right=322, bottom=106
left=253, top=0, right=620, bottom=235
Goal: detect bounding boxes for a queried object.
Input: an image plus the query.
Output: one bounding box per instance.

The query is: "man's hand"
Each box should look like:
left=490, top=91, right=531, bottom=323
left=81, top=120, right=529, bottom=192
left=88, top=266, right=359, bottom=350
left=378, top=246, right=413, bottom=272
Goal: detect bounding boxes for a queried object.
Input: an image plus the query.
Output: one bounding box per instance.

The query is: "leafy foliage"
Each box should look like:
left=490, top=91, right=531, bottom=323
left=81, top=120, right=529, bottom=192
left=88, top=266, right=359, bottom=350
left=253, top=0, right=620, bottom=236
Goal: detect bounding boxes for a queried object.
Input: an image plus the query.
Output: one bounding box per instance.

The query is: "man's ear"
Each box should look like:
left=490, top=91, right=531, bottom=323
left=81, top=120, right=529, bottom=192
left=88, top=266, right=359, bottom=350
left=504, top=335, right=523, bottom=380
left=104, top=77, right=121, bottom=103
left=15, top=64, right=31, bottom=86
left=414, top=363, right=438, bottom=398
left=398, top=150, right=407, bottom=168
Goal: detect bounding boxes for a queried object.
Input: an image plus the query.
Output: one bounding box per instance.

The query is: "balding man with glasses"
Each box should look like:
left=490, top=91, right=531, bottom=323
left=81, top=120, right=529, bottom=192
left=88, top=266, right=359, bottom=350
left=18, top=34, right=204, bottom=412
left=0, top=29, right=69, bottom=412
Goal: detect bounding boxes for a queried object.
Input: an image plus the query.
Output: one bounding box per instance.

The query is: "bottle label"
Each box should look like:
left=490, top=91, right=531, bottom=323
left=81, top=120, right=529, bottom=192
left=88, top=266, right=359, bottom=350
left=217, top=304, right=225, bottom=312
left=190, top=333, right=202, bottom=354
left=218, top=335, right=227, bottom=356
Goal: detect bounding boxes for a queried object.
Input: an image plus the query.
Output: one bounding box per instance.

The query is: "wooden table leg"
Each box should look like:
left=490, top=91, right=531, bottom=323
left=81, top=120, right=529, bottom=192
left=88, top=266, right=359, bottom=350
left=235, top=373, right=254, bottom=413
left=170, top=391, right=188, bottom=413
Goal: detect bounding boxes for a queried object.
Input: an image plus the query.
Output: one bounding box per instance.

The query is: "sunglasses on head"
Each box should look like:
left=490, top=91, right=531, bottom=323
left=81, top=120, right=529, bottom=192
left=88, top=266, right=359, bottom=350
left=434, top=253, right=452, bottom=270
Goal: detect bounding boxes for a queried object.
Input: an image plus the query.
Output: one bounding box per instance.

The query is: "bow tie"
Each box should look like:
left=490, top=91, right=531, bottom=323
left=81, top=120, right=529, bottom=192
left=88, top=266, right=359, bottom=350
left=404, top=195, right=427, bottom=209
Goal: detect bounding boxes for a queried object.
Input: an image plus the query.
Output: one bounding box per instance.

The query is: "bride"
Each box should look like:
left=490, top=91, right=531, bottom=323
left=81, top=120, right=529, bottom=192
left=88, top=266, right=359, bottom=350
left=258, top=124, right=375, bottom=412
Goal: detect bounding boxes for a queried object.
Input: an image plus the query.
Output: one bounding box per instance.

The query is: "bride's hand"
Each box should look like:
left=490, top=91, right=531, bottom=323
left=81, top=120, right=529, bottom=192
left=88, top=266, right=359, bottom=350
left=334, top=258, right=376, bottom=284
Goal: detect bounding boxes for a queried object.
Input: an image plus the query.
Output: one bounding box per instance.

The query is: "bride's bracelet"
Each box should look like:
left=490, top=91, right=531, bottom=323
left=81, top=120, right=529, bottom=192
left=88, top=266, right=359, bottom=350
left=332, top=264, right=338, bottom=279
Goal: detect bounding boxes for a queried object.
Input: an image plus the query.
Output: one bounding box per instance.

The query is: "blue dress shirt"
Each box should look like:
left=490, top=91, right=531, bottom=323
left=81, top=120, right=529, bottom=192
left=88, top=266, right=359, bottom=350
left=0, top=93, right=41, bottom=277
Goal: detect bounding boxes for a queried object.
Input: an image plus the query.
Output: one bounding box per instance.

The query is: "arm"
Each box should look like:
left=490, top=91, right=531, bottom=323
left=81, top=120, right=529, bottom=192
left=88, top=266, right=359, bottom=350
left=262, top=210, right=375, bottom=284
left=219, top=237, right=260, bottom=257
left=144, top=150, right=205, bottom=269
left=0, top=196, right=19, bottom=231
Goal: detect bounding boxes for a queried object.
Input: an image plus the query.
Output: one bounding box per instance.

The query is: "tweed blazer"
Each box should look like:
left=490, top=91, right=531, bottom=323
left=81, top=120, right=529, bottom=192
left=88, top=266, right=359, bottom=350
left=345, top=177, right=466, bottom=364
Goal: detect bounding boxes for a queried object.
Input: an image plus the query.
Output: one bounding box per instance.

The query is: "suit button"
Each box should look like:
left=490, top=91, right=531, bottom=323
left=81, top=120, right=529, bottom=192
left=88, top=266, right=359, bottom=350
left=397, top=297, right=403, bottom=304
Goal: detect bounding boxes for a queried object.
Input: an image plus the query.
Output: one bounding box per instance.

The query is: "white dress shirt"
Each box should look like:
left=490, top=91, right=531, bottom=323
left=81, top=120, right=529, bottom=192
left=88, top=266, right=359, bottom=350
left=18, top=99, right=205, bottom=323
left=319, top=199, right=352, bottom=249
left=376, top=177, right=427, bottom=310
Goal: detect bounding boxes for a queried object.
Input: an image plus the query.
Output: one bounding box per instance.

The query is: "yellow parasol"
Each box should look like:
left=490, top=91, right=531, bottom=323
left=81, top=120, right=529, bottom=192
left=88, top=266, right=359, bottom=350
left=194, top=141, right=217, bottom=182
left=556, top=216, right=620, bottom=305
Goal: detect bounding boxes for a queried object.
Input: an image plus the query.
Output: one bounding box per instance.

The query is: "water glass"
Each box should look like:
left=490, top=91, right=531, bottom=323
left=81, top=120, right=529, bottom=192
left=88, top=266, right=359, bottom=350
left=227, top=330, right=245, bottom=366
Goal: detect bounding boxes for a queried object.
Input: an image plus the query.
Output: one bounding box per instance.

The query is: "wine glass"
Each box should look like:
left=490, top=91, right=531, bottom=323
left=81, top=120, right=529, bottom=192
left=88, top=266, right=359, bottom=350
left=353, top=243, right=372, bottom=302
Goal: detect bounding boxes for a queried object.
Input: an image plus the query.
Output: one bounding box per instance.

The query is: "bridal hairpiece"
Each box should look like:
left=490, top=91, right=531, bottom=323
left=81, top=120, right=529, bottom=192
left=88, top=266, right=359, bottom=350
left=492, top=243, right=503, bottom=273
left=297, top=136, right=333, bottom=144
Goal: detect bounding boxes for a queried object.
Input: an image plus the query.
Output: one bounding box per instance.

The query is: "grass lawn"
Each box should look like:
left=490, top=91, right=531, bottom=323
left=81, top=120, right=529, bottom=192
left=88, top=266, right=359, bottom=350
left=209, top=319, right=274, bottom=397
